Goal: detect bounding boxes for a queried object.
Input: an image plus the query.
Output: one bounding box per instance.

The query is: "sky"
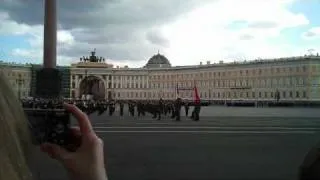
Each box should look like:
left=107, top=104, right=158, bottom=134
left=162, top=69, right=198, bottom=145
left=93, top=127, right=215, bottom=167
left=0, top=0, right=319, bottom=68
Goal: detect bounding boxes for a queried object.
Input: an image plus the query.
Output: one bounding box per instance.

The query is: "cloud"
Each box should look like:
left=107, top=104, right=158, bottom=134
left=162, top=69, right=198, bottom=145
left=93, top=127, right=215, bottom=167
left=146, top=29, right=169, bottom=47
left=0, top=0, right=214, bottom=66
left=0, top=0, right=315, bottom=67
left=247, top=21, right=278, bottom=29
left=238, top=34, right=255, bottom=41
left=161, top=0, right=310, bottom=65
left=302, top=27, right=320, bottom=40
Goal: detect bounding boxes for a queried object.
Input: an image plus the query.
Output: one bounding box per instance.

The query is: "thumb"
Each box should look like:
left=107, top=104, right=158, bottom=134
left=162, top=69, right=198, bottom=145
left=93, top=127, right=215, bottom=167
left=41, top=143, right=70, bottom=160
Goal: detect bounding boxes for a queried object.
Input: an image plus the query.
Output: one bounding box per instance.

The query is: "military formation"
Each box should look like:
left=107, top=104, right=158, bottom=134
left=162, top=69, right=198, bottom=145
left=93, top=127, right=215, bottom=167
left=21, top=98, right=201, bottom=121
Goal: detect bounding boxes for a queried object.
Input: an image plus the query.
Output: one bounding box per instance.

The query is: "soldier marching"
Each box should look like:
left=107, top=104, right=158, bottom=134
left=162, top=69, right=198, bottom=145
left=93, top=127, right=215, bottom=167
left=20, top=97, right=202, bottom=121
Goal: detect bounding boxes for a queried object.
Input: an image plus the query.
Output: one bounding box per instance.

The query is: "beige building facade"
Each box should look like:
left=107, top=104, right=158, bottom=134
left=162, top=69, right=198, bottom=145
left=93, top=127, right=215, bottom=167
left=1, top=53, right=319, bottom=102
left=0, top=62, right=32, bottom=98
left=70, top=53, right=320, bottom=102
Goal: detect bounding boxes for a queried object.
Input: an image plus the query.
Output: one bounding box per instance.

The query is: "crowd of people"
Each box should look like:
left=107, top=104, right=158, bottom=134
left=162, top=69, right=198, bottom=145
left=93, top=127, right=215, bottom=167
left=21, top=97, right=201, bottom=121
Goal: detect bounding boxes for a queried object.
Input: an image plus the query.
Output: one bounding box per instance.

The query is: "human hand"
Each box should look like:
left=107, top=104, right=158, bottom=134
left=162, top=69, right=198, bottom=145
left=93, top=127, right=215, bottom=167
left=40, top=103, right=107, bottom=180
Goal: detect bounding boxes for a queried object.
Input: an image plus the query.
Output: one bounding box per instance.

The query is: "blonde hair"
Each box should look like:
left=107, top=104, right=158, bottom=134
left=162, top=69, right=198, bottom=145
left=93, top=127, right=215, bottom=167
left=0, top=73, right=32, bottom=180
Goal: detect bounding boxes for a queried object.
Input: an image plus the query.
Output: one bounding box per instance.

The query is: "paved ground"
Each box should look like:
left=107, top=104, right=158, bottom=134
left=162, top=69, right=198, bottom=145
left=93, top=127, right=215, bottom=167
left=28, top=106, right=320, bottom=180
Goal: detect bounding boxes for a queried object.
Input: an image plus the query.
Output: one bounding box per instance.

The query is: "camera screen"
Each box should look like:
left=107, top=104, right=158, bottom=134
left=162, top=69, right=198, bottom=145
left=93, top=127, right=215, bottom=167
left=24, top=108, right=71, bottom=146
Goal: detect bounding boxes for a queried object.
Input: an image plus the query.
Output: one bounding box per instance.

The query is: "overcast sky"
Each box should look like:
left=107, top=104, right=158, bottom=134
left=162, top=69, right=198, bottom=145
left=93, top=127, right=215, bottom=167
left=0, top=0, right=319, bottom=67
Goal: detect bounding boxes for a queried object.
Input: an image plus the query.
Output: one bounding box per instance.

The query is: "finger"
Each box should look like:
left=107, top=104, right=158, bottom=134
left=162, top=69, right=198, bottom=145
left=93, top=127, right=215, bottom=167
left=69, top=126, right=82, bottom=147
left=70, top=126, right=81, bottom=137
left=64, top=103, right=93, bottom=135
left=40, top=145, right=55, bottom=158
left=41, top=143, right=69, bottom=160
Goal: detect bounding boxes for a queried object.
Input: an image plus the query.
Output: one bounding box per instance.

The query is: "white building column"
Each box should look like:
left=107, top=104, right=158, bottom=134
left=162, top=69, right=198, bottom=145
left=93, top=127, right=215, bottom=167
left=74, top=75, right=80, bottom=98
left=133, top=75, right=136, bottom=89
left=111, top=75, right=114, bottom=88
left=120, top=75, right=123, bottom=89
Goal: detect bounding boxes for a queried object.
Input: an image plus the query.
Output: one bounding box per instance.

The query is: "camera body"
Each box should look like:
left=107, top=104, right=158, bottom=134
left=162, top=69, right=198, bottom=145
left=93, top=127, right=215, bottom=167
left=24, top=108, right=71, bottom=147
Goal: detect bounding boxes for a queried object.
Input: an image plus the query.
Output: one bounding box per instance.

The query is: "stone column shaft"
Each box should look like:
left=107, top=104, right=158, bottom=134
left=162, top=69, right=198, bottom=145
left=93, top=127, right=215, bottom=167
left=43, top=0, right=57, bottom=68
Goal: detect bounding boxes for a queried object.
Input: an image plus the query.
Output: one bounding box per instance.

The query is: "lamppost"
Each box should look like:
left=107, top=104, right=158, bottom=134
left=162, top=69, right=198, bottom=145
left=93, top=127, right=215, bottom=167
left=17, top=74, right=23, bottom=99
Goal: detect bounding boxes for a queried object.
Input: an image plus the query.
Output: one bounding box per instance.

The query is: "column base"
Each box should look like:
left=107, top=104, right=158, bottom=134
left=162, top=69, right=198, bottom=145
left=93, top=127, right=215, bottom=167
left=35, top=68, right=61, bottom=98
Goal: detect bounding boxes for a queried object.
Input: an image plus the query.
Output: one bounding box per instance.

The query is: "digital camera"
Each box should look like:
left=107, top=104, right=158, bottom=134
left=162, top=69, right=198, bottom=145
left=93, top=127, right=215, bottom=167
left=24, top=108, right=73, bottom=147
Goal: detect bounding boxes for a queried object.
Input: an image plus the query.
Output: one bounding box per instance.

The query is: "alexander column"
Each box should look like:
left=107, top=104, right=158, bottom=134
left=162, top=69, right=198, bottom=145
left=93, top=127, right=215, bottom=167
left=43, top=0, right=57, bottom=68
left=36, top=0, right=61, bottom=98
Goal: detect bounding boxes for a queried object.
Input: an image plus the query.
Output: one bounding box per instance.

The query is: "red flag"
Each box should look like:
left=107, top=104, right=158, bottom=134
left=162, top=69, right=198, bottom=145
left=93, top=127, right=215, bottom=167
left=194, top=86, right=200, bottom=104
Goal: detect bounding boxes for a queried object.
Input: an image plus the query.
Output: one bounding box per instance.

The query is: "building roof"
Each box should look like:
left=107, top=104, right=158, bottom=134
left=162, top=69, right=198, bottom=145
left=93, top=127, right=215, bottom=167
left=145, top=52, right=171, bottom=68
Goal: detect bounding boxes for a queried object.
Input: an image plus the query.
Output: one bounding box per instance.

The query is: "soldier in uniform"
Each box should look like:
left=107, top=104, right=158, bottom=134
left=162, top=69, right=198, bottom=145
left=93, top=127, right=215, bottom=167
left=119, top=101, right=124, bottom=117
left=128, top=101, right=135, bottom=117
left=157, top=98, right=164, bottom=120
left=191, top=100, right=201, bottom=121
left=184, top=101, right=190, bottom=117
left=109, top=100, right=115, bottom=116
left=150, top=101, right=157, bottom=119
left=137, top=101, right=143, bottom=117
left=163, top=102, right=168, bottom=116
left=97, top=100, right=106, bottom=116
left=173, top=98, right=182, bottom=121
left=170, top=101, right=175, bottom=119
left=141, top=102, right=146, bottom=116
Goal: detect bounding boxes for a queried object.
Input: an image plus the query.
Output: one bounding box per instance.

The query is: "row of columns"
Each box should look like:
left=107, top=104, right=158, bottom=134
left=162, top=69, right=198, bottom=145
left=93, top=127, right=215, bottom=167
left=72, top=74, right=150, bottom=89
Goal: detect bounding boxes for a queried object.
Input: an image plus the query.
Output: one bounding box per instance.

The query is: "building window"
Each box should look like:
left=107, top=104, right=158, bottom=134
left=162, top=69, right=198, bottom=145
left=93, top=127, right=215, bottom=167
left=283, top=92, right=286, bottom=98
left=296, top=91, right=300, bottom=98
left=303, top=91, right=307, bottom=98
left=259, top=92, right=261, bottom=98
left=264, top=92, right=268, bottom=98
left=289, top=91, right=293, bottom=98
left=252, top=92, right=255, bottom=98
left=312, top=66, right=316, bottom=72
